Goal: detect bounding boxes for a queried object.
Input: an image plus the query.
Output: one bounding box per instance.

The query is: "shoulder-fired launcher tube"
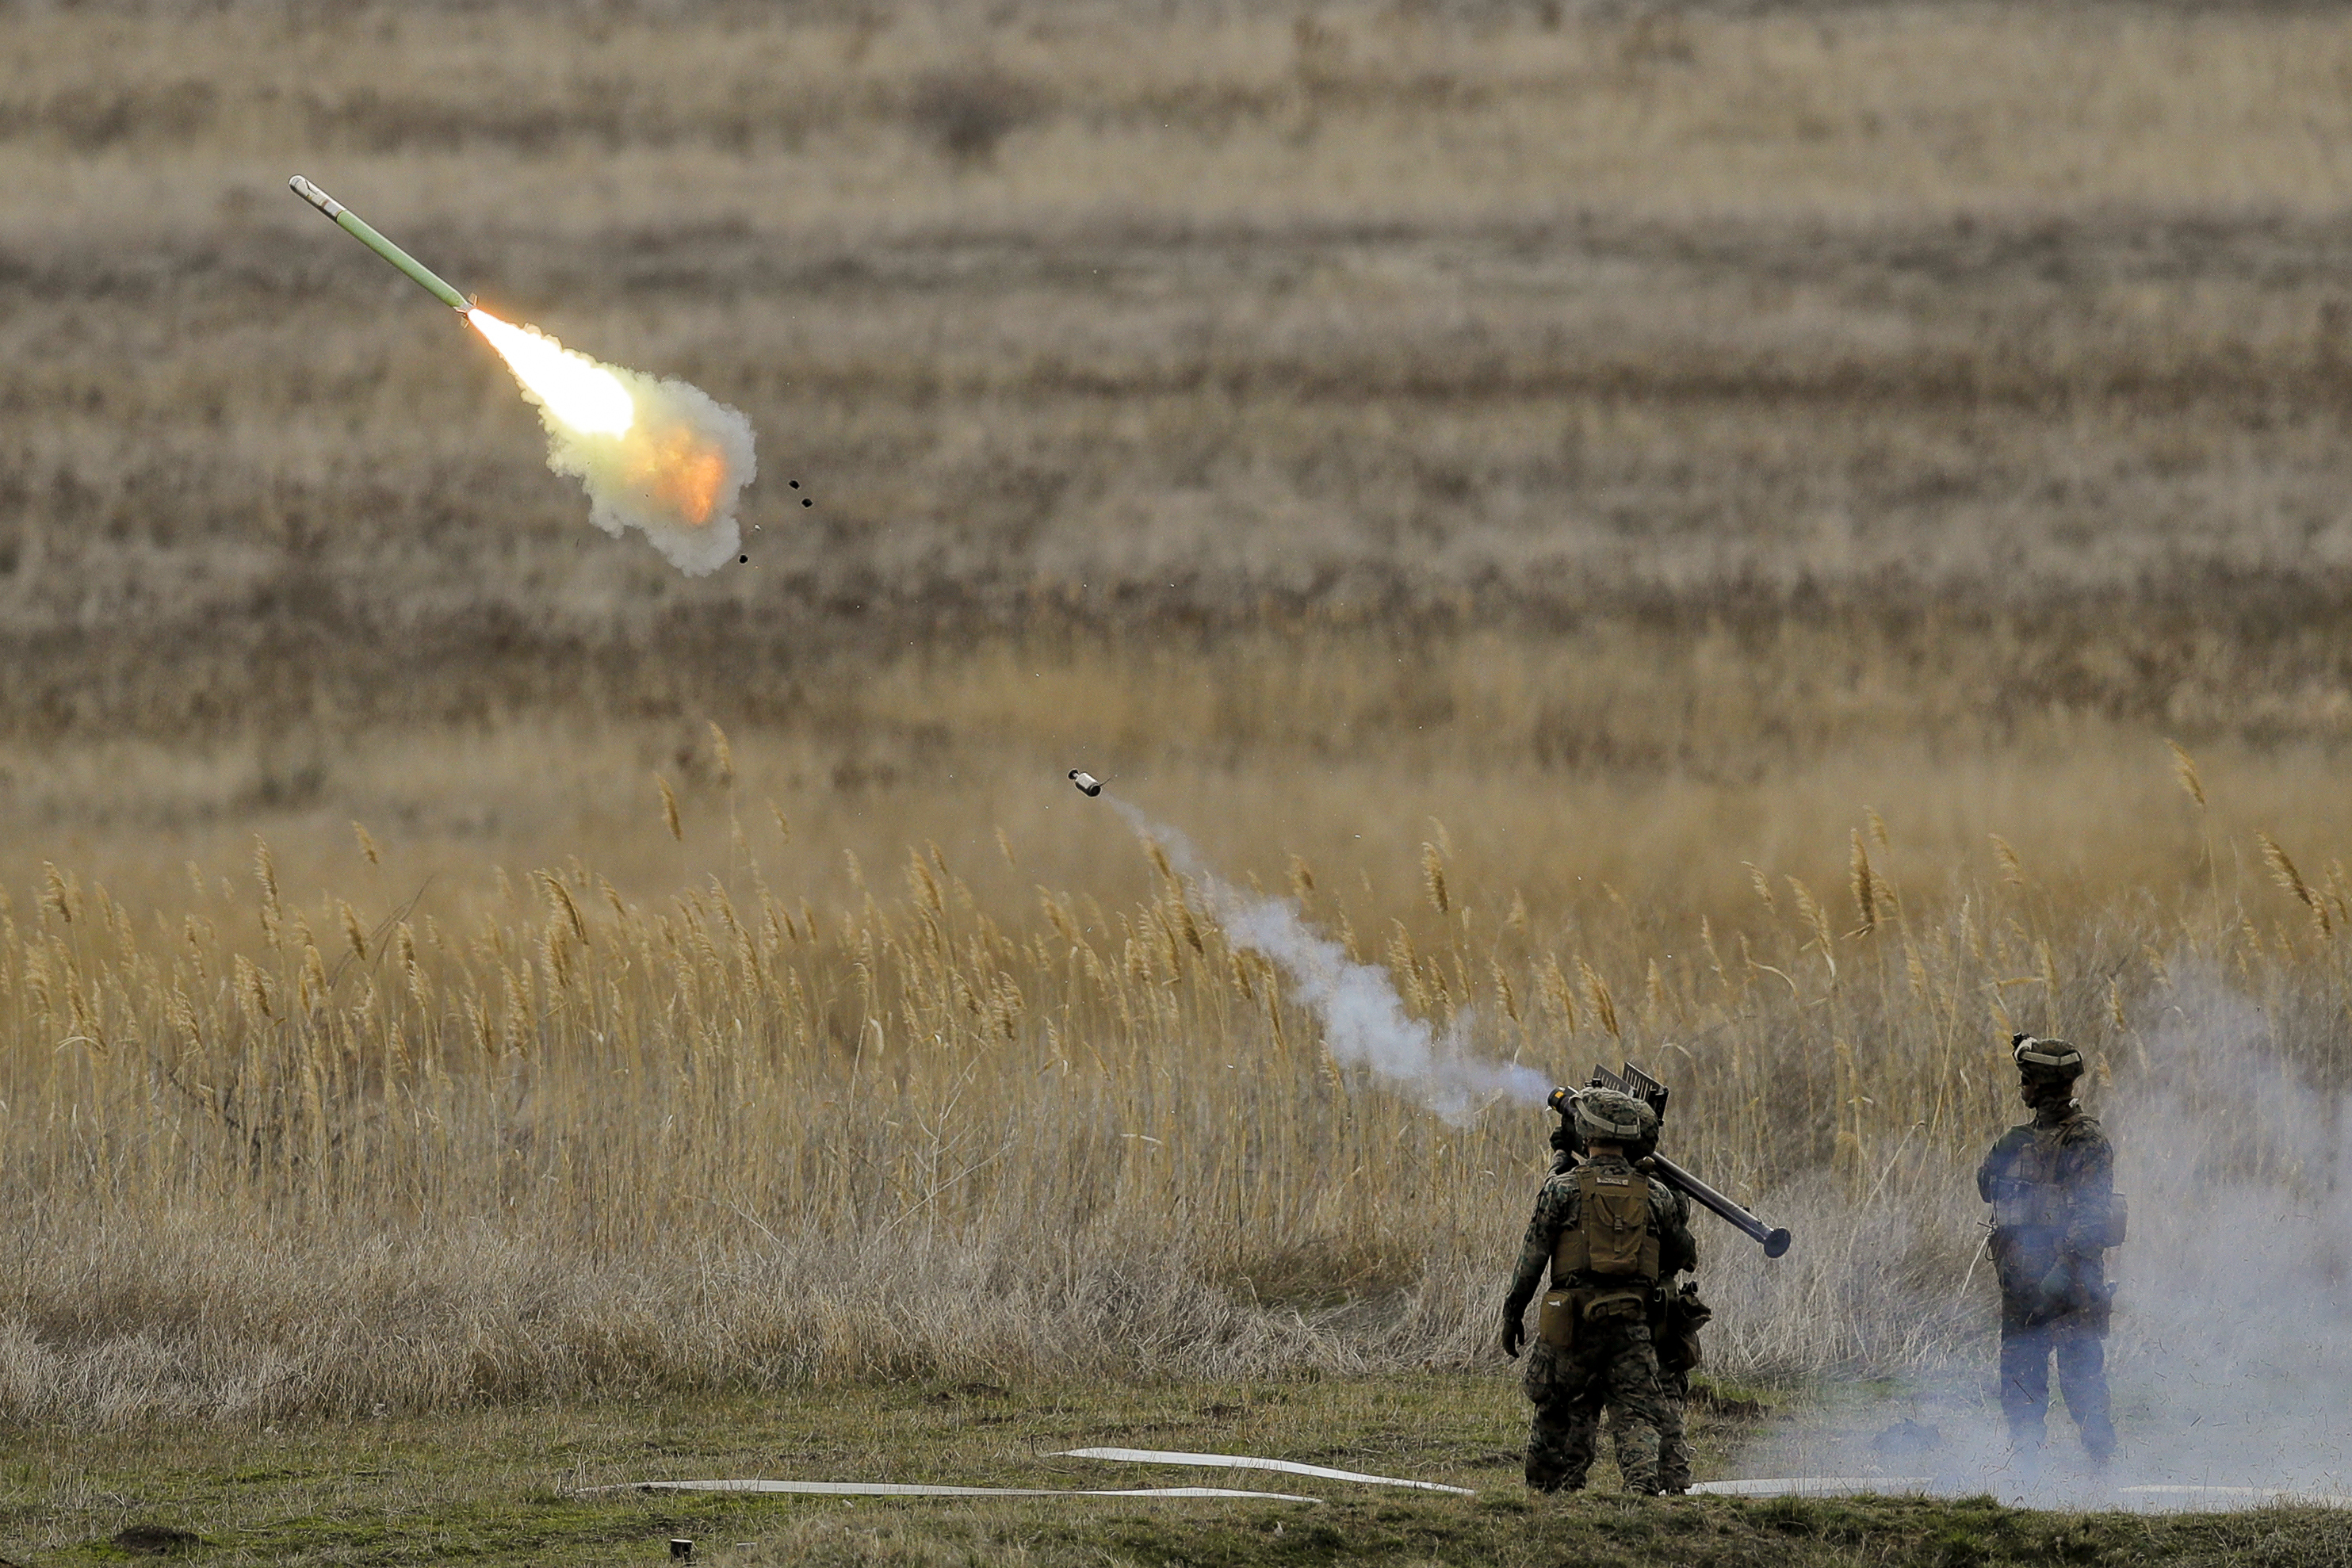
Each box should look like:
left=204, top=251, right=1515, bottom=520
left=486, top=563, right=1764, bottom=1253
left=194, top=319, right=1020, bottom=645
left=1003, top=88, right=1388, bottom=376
left=288, top=175, right=471, bottom=313
left=1551, top=1073, right=1792, bottom=1257
left=1646, top=1150, right=1793, bottom=1258
left=1555, top=1145, right=1793, bottom=1258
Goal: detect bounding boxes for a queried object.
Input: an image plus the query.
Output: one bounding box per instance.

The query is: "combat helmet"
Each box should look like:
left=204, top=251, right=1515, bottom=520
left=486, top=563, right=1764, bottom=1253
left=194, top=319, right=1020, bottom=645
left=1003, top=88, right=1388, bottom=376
left=1573, top=1088, right=1657, bottom=1148
left=2012, top=1034, right=2084, bottom=1084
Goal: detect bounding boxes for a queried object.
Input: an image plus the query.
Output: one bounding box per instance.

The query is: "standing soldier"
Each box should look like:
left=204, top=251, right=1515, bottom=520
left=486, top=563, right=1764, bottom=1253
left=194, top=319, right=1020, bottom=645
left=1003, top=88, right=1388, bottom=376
left=1501, top=1089, right=1696, bottom=1494
left=1975, top=1034, right=2123, bottom=1469
left=1598, top=1132, right=1711, bottom=1495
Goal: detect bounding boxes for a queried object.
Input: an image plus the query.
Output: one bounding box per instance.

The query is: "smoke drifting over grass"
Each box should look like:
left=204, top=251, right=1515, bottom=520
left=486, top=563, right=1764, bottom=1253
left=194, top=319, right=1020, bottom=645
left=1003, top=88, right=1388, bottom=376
left=1110, top=797, right=1551, bottom=1122
left=2096, top=971, right=2352, bottom=1500
left=1728, top=966, right=2352, bottom=1509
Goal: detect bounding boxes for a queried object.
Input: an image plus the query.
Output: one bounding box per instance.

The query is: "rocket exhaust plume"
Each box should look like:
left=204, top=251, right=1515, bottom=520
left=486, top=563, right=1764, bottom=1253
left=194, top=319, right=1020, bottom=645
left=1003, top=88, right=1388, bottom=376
left=289, top=175, right=755, bottom=576
left=465, top=312, right=755, bottom=576
left=1099, top=793, right=1549, bottom=1122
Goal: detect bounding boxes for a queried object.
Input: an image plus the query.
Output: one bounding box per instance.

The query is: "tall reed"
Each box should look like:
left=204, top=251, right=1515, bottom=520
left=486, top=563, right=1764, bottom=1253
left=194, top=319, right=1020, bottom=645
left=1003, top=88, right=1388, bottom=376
left=2, top=745, right=2342, bottom=1421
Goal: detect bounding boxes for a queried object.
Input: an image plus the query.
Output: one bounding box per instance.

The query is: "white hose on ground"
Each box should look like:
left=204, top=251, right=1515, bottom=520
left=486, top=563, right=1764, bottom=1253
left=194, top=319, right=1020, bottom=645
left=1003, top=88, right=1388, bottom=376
left=1687, top=1478, right=1933, bottom=1496
left=1055, top=1447, right=1476, bottom=1494
left=579, top=1479, right=1318, bottom=1503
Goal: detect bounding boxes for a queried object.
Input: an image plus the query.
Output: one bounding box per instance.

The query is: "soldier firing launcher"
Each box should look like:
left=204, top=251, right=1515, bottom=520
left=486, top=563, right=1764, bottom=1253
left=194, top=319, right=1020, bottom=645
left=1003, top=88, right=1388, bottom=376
left=1549, top=1061, right=1792, bottom=1258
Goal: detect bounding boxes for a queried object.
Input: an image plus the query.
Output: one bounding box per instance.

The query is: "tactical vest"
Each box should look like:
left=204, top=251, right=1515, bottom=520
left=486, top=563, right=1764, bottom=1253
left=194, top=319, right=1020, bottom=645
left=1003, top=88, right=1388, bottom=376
left=1989, top=1116, right=2127, bottom=1249
left=1551, top=1163, right=1662, bottom=1283
left=1990, top=1122, right=2075, bottom=1230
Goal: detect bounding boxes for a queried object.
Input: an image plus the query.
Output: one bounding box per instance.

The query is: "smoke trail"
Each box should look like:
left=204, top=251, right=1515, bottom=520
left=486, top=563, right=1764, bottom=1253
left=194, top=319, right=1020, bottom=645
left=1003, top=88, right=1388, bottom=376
left=1109, top=798, right=1551, bottom=1122
left=470, top=312, right=756, bottom=576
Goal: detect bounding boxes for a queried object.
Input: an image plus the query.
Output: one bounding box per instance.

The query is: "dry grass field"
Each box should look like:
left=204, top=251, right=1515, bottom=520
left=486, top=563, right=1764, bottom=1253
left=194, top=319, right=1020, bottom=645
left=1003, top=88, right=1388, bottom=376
left=12, top=0, right=2352, bottom=708
left=2, top=4, right=2352, bottom=1498
left=4, top=709, right=2346, bottom=1422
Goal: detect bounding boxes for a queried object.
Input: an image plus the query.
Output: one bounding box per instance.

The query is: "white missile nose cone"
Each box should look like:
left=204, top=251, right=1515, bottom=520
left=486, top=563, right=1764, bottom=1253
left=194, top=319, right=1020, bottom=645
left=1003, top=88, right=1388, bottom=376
left=1069, top=771, right=1102, bottom=797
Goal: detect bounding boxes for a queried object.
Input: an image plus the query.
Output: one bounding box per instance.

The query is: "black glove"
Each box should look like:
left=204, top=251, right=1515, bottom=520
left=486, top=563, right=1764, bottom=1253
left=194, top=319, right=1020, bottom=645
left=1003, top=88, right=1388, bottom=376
left=1501, top=1307, right=1527, bottom=1360
left=2020, top=1257, right=2080, bottom=1327
left=2036, top=1257, right=2079, bottom=1314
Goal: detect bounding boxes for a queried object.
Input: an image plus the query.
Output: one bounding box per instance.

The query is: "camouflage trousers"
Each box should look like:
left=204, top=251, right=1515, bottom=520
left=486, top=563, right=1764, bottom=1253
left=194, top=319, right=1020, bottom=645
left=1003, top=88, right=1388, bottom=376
left=1998, top=1321, right=2115, bottom=1464
left=1523, top=1323, right=1681, bottom=1493
left=1604, top=1365, right=1691, bottom=1493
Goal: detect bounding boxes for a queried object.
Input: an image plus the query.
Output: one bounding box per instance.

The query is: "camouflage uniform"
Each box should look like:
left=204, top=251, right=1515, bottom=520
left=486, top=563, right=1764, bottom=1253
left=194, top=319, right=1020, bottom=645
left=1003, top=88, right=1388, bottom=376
left=1504, top=1150, right=1699, bottom=1493
left=1561, top=1117, right=1706, bottom=1494
left=1646, top=1189, right=1705, bottom=1494
left=1976, top=1051, right=2119, bottom=1466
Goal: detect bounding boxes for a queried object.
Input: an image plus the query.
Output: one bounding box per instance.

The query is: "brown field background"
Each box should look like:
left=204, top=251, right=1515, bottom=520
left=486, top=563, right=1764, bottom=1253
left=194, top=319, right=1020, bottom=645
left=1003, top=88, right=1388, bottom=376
left=4, top=0, right=2352, bottom=1423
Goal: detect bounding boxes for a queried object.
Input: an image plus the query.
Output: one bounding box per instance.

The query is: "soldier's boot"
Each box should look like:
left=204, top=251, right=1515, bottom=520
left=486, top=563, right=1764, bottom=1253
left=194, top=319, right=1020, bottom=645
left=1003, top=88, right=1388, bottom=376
left=1998, top=1329, right=2052, bottom=1459
left=1524, top=1449, right=1587, bottom=1495
left=1526, top=1463, right=1588, bottom=1493
left=2055, top=1336, right=2116, bottom=1470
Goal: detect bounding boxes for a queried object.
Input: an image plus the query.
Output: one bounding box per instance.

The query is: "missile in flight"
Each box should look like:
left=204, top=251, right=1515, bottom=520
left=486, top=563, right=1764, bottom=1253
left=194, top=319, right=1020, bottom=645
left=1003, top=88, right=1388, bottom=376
left=289, top=175, right=469, bottom=312
left=285, top=174, right=759, bottom=577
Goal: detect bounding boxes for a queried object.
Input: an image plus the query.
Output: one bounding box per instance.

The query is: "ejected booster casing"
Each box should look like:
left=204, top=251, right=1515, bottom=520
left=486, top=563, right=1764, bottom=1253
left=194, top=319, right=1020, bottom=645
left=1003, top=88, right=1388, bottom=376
left=288, top=176, right=470, bottom=313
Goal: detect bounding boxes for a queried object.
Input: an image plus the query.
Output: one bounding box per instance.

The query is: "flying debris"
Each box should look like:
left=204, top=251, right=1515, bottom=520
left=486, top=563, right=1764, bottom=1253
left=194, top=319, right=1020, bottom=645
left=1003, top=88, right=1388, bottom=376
left=288, top=175, right=756, bottom=576
left=1069, top=771, right=1103, bottom=797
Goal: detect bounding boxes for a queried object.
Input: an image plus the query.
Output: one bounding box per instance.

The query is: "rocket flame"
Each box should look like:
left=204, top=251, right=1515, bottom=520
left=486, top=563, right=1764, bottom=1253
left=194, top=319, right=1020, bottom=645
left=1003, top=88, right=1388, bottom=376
left=467, top=309, right=634, bottom=438
left=464, top=305, right=757, bottom=576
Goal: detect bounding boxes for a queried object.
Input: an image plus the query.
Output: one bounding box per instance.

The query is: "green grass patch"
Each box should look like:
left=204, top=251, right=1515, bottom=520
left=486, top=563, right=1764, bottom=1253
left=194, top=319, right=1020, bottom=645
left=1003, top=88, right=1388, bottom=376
left=1, top=1378, right=2346, bottom=1565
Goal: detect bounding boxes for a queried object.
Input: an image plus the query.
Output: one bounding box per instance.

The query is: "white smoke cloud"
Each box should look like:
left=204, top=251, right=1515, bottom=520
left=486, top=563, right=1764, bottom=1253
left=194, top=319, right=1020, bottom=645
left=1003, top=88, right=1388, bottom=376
left=1110, top=798, right=1551, bottom=1122
left=538, top=367, right=756, bottom=576
left=1726, top=963, right=2352, bottom=1509
left=2094, top=969, right=2352, bottom=1499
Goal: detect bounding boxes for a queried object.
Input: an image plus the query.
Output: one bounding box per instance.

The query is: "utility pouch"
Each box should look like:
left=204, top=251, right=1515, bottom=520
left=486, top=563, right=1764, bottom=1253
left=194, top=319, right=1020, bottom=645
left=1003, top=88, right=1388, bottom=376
left=1657, top=1282, right=1712, bottom=1373
left=1582, top=1288, right=1649, bottom=1325
left=1537, top=1288, right=1579, bottom=1349
left=2084, top=1279, right=2117, bottom=1334
left=1671, top=1281, right=1713, bottom=1331
left=2096, top=1192, right=2128, bottom=1249
left=2054, top=1279, right=2118, bottom=1337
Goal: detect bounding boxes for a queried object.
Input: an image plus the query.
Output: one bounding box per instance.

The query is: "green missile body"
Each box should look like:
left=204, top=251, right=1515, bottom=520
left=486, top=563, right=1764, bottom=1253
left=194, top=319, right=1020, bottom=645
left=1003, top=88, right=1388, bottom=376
left=289, top=175, right=470, bottom=313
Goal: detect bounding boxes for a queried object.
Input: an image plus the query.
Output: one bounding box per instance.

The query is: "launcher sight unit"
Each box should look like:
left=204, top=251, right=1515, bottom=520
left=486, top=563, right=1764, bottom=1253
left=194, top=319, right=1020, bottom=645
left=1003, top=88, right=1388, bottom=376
left=1551, top=1060, right=1792, bottom=1259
